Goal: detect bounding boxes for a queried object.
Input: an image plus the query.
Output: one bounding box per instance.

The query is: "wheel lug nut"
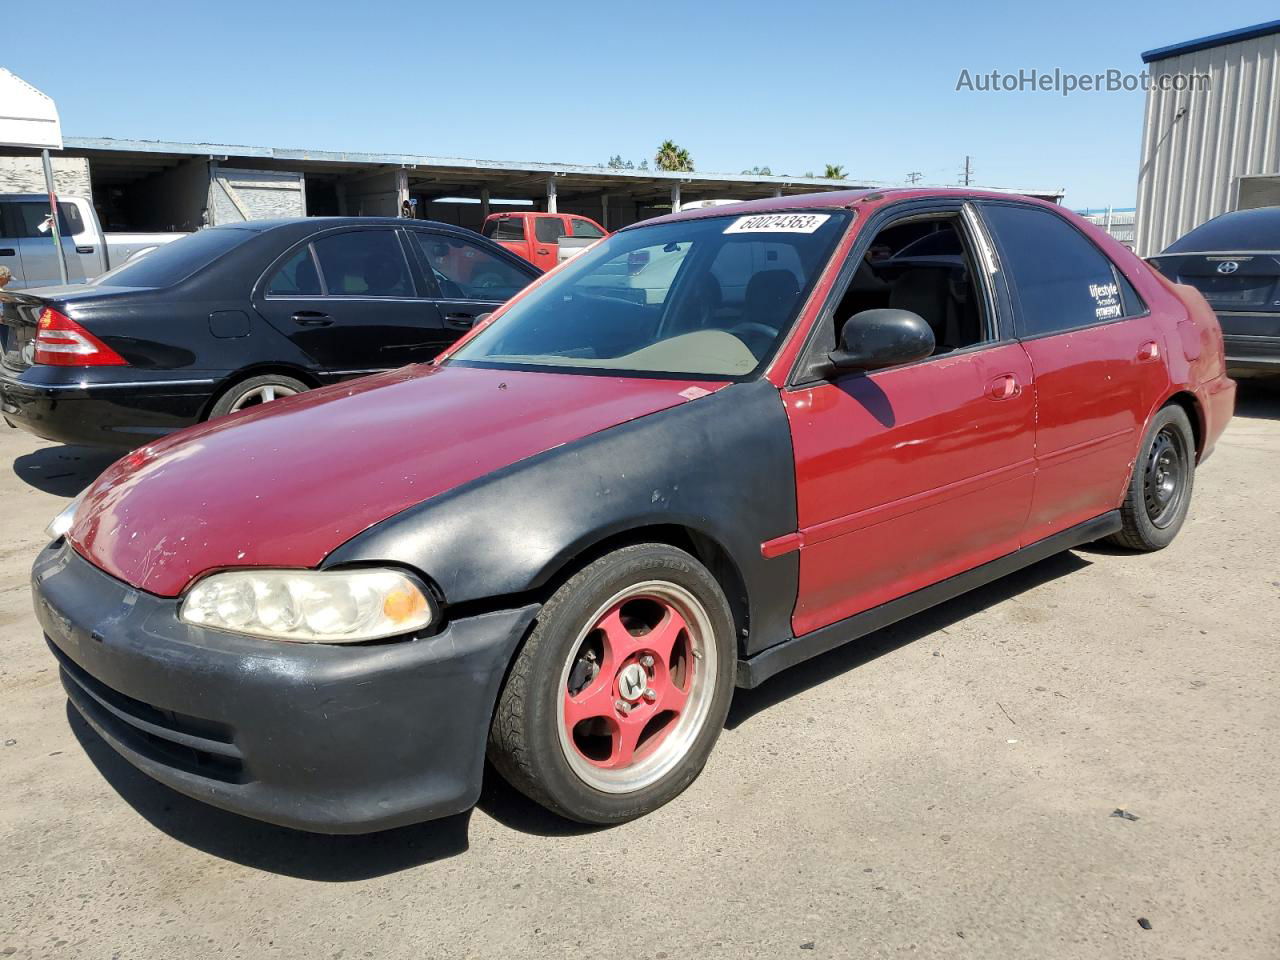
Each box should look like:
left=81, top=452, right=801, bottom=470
left=616, top=700, right=631, bottom=714
left=643, top=688, right=657, bottom=703
left=640, top=654, right=655, bottom=670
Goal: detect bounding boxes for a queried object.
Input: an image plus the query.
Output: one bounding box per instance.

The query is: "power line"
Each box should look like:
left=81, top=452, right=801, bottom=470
left=960, top=156, right=974, bottom=187
left=906, top=171, right=922, bottom=185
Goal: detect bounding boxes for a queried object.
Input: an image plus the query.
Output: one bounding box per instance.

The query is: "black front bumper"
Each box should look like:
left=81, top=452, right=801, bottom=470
left=33, top=540, right=539, bottom=833
left=0, top=365, right=219, bottom=448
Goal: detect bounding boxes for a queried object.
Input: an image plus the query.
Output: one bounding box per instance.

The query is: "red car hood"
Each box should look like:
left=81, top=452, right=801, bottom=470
left=69, top=365, right=725, bottom=597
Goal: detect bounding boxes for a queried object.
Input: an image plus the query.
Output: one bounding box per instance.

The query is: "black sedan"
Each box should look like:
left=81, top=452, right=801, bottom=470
left=1149, top=205, right=1280, bottom=376
left=0, top=217, right=540, bottom=448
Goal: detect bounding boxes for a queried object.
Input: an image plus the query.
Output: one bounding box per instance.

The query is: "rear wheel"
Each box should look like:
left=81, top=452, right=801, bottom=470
left=208, top=374, right=309, bottom=420
left=1108, top=404, right=1196, bottom=551
left=488, top=543, right=735, bottom=824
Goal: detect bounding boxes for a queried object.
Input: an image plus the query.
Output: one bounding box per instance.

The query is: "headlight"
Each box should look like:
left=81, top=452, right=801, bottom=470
left=45, top=492, right=86, bottom=541
left=180, top=568, right=433, bottom=643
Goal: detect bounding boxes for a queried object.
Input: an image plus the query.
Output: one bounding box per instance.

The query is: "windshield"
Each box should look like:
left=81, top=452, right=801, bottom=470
left=92, top=228, right=249, bottom=287
left=450, top=211, right=848, bottom=379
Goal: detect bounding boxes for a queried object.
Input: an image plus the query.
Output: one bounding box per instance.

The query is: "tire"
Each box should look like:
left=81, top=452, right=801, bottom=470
left=1107, top=404, right=1196, bottom=551
left=207, top=374, right=309, bottom=420
left=488, top=543, right=736, bottom=825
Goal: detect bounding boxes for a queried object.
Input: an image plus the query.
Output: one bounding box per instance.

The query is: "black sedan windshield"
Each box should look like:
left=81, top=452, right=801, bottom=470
left=450, top=211, right=849, bottom=378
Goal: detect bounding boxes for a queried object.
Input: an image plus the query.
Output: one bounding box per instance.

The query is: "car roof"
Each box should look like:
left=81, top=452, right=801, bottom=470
left=634, top=187, right=1053, bottom=229
left=213, top=216, right=469, bottom=234
left=484, top=211, right=564, bottom=218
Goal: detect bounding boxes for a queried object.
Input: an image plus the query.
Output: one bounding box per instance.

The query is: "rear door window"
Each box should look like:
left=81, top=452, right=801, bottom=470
left=311, top=230, right=413, bottom=297
left=484, top=217, right=526, bottom=241
left=58, top=203, right=86, bottom=236
left=981, top=204, right=1125, bottom=336
left=534, top=216, right=567, bottom=243
left=570, top=219, right=606, bottom=239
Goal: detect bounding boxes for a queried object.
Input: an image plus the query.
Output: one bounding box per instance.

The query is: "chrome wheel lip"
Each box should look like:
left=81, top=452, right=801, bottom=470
left=556, top=580, right=718, bottom=795
left=229, top=383, right=299, bottom=412
left=1144, top=425, right=1189, bottom=528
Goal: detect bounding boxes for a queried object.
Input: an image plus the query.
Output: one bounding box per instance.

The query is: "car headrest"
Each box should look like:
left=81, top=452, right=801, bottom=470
left=744, top=270, right=801, bottom=327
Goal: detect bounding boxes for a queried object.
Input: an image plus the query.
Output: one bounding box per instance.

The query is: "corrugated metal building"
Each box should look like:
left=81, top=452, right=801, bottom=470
left=1135, top=20, right=1280, bottom=256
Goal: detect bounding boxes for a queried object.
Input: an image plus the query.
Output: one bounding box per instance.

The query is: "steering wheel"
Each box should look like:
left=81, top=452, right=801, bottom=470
left=431, top=267, right=465, bottom=299
left=727, top=322, right=780, bottom=357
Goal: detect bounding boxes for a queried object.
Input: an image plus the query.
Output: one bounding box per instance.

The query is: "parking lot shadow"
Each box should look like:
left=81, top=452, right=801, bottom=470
left=726, top=550, right=1090, bottom=729
left=66, top=706, right=471, bottom=880
left=13, top=444, right=120, bottom=497
left=1234, top=379, right=1280, bottom=422
left=475, top=761, right=606, bottom=838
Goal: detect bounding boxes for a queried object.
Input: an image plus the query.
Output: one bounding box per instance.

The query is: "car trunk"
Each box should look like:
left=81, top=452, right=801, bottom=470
left=1149, top=252, right=1280, bottom=344
left=0, top=290, right=52, bottom=373
left=1150, top=253, right=1280, bottom=311
left=0, top=285, right=139, bottom=373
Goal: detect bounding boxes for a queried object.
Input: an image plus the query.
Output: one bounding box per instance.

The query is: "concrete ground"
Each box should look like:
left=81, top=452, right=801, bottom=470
left=2, top=382, right=1277, bottom=960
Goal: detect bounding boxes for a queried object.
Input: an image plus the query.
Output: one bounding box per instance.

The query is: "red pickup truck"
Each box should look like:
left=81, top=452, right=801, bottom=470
left=482, top=212, right=609, bottom=271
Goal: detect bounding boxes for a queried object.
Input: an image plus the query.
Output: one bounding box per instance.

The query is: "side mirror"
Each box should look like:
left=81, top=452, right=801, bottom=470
left=827, top=308, right=935, bottom=374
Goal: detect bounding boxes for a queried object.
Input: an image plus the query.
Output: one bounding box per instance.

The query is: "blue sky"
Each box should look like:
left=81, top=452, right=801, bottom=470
left=7, top=1, right=1279, bottom=209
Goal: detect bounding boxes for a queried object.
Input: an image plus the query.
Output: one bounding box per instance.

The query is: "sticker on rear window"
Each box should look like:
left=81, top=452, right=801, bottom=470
left=1090, top=281, right=1122, bottom=320
left=724, top=213, right=831, bottom=235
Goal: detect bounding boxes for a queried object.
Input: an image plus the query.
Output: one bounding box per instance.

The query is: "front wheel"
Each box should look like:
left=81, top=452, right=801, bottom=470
left=1108, top=404, right=1196, bottom=551
left=488, top=543, right=735, bottom=824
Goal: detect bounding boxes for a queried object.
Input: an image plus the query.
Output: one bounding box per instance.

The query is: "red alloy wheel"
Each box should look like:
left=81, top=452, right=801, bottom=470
left=557, top=581, right=718, bottom=793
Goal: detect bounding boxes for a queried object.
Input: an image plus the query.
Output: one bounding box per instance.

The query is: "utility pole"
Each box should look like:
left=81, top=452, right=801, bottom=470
left=960, top=156, right=974, bottom=187
left=906, top=171, right=922, bottom=185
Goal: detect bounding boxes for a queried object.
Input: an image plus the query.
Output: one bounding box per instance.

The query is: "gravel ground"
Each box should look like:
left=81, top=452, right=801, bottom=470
left=2, top=381, right=1277, bottom=960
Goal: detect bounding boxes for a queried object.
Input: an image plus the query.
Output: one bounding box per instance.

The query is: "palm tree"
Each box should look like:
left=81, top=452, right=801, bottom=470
left=655, top=140, right=694, bottom=172
left=824, top=164, right=847, bottom=180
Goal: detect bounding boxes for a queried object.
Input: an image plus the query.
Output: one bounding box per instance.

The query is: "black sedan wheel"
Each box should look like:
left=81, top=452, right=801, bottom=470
left=209, top=374, right=309, bottom=420
left=488, top=543, right=735, bottom=825
left=1108, top=404, right=1196, bottom=551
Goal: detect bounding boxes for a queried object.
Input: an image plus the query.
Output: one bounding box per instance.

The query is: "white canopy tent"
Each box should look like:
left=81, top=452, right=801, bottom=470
left=0, top=68, right=68, bottom=282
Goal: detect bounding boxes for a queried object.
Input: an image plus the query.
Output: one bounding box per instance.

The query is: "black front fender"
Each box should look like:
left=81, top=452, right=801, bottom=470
left=324, top=378, right=800, bottom=656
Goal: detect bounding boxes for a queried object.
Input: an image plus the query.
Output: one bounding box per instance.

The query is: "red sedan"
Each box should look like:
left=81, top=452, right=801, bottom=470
left=34, top=189, right=1234, bottom=832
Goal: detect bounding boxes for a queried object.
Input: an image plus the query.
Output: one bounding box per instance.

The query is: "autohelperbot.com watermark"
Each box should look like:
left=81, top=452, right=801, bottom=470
left=955, top=67, right=1211, bottom=96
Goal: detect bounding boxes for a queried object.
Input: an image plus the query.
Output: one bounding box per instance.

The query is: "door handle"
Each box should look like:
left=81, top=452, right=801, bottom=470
left=987, top=374, right=1021, bottom=401
left=290, top=311, right=333, bottom=326
left=535, top=248, right=551, bottom=255
left=76, top=245, right=95, bottom=254
left=1136, top=340, right=1160, bottom=362
left=444, top=312, right=475, bottom=329
left=0, top=248, right=15, bottom=257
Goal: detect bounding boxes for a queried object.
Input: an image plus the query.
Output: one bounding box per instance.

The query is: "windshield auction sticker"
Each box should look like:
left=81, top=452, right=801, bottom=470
left=724, top=213, right=831, bottom=234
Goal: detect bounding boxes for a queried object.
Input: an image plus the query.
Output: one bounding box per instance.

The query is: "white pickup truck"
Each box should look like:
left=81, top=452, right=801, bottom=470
left=0, top=194, right=186, bottom=289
